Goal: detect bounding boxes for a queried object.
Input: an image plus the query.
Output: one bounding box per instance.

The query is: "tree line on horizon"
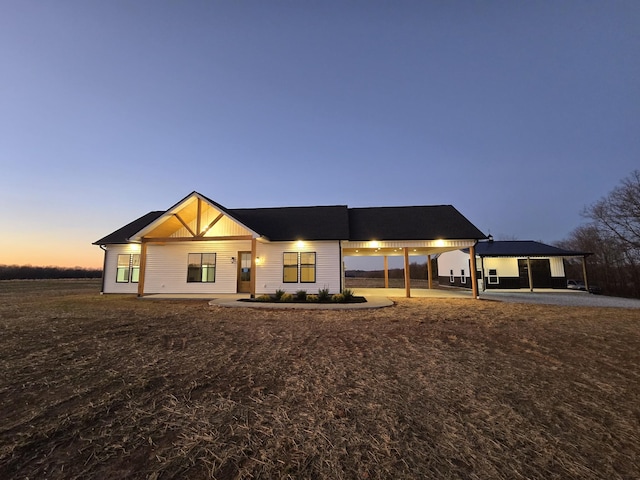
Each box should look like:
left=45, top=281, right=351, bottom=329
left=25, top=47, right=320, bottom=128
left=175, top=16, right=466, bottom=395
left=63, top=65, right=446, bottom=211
left=0, top=265, right=102, bottom=280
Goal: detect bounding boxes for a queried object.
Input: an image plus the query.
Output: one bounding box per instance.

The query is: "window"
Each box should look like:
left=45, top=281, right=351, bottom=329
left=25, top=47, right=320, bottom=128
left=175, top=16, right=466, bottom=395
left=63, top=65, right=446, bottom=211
left=187, top=253, right=216, bottom=283
left=283, top=251, right=317, bottom=283
left=450, top=269, right=454, bottom=283
left=300, top=252, right=316, bottom=283
left=283, top=252, right=299, bottom=283
left=116, top=254, right=140, bottom=283
left=460, top=269, right=466, bottom=284
left=488, top=268, right=499, bottom=285
left=131, top=254, right=140, bottom=282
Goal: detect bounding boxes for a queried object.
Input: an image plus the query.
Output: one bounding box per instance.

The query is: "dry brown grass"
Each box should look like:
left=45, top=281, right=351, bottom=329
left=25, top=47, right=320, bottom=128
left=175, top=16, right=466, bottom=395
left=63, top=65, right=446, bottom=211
left=1, top=279, right=639, bottom=479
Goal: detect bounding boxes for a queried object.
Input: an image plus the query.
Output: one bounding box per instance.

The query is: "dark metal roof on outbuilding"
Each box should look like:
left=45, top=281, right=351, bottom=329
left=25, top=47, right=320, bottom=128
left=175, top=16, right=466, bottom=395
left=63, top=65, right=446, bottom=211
left=347, top=205, right=486, bottom=241
left=470, top=240, right=590, bottom=257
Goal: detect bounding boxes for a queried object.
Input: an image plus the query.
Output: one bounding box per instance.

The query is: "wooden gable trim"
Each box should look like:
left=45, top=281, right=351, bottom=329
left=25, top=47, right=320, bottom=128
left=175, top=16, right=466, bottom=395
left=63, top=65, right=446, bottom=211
left=196, top=198, right=202, bottom=235
left=140, top=235, right=254, bottom=243
left=174, top=214, right=196, bottom=237
left=197, top=212, right=225, bottom=237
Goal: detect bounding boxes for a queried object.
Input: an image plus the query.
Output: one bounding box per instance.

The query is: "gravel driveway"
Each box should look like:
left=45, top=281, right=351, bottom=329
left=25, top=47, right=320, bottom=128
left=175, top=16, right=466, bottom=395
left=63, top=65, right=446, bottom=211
left=480, top=290, right=640, bottom=308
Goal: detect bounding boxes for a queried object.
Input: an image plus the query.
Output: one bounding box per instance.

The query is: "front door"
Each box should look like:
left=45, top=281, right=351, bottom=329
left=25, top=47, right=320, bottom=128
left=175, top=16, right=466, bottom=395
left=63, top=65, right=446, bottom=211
left=237, top=251, right=252, bottom=293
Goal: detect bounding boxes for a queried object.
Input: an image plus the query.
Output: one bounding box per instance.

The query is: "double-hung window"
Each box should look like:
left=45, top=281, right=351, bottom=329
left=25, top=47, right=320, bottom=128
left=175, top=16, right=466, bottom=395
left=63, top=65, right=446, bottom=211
left=116, top=254, right=140, bottom=283
left=488, top=268, right=499, bottom=285
left=187, top=253, right=216, bottom=283
left=283, top=252, right=317, bottom=283
left=460, top=269, right=466, bottom=284
left=300, top=252, right=316, bottom=283
left=283, top=252, right=299, bottom=283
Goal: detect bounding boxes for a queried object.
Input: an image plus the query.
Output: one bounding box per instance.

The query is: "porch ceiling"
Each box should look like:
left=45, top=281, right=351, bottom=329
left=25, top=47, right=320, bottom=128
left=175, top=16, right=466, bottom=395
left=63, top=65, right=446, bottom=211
left=342, top=239, right=476, bottom=257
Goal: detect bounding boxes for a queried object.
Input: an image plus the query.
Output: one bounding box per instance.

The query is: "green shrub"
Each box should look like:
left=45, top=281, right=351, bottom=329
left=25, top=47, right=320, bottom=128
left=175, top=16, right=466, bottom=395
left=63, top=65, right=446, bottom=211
left=280, top=293, right=294, bottom=302
left=295, top=290, right=307, bottom=301
left=256, top=294, right=272, bottom=302
left=342, top=288, right=354, bottom=301
left=306, top=294, right=319, bottom=302
left=317, top=288, right=330, bottom=302
left=274, top=289, right=285, bottom=300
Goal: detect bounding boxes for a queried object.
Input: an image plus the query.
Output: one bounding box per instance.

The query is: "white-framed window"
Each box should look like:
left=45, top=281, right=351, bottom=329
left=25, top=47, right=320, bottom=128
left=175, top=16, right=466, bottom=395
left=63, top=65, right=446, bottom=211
left=460, top=269, right=466, bottom=284
left=116, top=254, right=140, bottom=283
left=450, top=269, right=454, bottom=283
left=488, top=268, right=499, bottom=284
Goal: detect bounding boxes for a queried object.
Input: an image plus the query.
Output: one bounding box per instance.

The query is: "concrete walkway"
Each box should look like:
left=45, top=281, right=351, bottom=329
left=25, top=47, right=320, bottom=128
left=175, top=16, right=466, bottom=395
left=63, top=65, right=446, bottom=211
left=208, top=294, right=393, bottom=309
left=204, top=287, right=474, bottom=309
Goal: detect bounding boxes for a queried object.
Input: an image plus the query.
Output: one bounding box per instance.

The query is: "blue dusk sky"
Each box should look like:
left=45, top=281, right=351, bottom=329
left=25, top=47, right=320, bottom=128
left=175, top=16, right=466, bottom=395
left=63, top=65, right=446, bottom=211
left=1, top=1, right=638, bottom=269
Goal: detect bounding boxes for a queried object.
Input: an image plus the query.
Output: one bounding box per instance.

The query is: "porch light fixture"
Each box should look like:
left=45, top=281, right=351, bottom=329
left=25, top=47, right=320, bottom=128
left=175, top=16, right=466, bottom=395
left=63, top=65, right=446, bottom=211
left=296, top=240, right=304, bottom=248
left=230, top=256, right=236, bottom=264
left=435, top=239, right=445, bottom=247
left=370, top=240, right=379, bottom=248
left=255, top=257, right=262, bottom=265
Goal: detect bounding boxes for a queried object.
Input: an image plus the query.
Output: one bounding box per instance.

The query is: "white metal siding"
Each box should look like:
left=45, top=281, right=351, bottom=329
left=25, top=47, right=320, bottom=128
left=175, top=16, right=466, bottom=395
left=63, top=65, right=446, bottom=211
left=549, top=257, right=565, bottom=277
left=484, top=257, right=519, bottom=277
left=143, top=240, right=251, bottom=294
left=254, top=241, right=342, bottom=294
left=102, top=244, right=141, bottom=294
left=437, top=250, right=469, bottom=277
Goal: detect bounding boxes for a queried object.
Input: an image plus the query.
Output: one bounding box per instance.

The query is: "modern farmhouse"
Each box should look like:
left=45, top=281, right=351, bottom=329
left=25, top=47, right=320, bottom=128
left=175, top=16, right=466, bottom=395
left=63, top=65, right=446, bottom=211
left=94, top=192, right=486, bottom=297
left=437, top=239, right=591, bottom=291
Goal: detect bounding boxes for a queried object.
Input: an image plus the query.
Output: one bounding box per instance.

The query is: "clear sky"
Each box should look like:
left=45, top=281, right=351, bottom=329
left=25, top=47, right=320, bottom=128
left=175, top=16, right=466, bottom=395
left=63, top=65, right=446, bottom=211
left=1, top=1, right=638, bottom=269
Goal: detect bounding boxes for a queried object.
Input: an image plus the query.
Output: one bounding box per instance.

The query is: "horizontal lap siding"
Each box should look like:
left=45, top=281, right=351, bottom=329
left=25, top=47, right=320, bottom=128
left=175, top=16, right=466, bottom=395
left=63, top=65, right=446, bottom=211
left=255, top=241, right=341, bottom=295
left=143, top=240, right=251, bottom=294
left=102, top=244, right=141, bottom=294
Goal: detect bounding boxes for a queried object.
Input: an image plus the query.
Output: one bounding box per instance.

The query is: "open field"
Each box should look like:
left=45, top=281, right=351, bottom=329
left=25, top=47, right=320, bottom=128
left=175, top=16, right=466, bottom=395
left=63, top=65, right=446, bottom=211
left=1, top=280, right=639, bottom=479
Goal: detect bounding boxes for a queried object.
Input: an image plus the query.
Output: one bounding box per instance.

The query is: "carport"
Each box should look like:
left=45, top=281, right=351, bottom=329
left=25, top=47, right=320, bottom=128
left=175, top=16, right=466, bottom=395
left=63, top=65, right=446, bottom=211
left=341, top=205, right=486, bottom=298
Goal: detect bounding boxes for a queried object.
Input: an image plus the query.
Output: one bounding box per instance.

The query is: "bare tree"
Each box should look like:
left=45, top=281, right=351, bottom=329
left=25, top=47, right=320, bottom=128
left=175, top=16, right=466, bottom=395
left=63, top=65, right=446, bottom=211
left=584, top=170, right=640, bottom=254
left=561, top=170, right=640, bottom=297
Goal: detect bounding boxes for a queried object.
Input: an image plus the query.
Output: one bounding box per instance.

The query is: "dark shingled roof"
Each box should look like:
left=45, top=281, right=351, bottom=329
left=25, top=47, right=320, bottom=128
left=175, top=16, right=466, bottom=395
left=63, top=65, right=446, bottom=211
left=93, top=198, right=486, bottom=244
left=470, top=240, right=589, bottom=257
left=229, top=206, right=350, bottom=241
left=348, top=205, right=486, bottom=241
left=93, top=211, right=165, bottom=245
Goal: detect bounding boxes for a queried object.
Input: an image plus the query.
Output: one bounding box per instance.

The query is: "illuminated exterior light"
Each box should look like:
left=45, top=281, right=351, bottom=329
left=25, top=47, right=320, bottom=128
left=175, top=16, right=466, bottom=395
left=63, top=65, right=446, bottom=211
left=255, top=257, right=262, bottom=265
left=370, top=240, right=379, bottom=248
left=435, top=239, right=445, bottom=247
left=296, top=240, right=304, bottom=248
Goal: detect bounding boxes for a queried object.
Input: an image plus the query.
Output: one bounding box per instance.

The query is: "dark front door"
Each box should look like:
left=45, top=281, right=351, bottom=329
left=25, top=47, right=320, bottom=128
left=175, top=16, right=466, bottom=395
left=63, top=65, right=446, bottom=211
left=518, top=259, right=552, bottom=288
left=237, top=251, right=252, bottom=293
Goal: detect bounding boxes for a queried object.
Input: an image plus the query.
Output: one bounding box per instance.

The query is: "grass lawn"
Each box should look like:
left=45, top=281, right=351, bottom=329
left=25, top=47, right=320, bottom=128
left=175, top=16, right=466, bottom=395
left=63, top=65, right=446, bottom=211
left=1, top=279, right=639, bottom=479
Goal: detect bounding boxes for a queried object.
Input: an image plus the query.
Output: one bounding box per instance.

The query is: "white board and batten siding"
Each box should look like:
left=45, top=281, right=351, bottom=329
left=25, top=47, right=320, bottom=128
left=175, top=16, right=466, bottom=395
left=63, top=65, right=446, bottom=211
left=142, top=240, right=252, bottom=294
left=255, top=240, right=342, bottom=295
left=102, top=244, right=142, bottom=294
